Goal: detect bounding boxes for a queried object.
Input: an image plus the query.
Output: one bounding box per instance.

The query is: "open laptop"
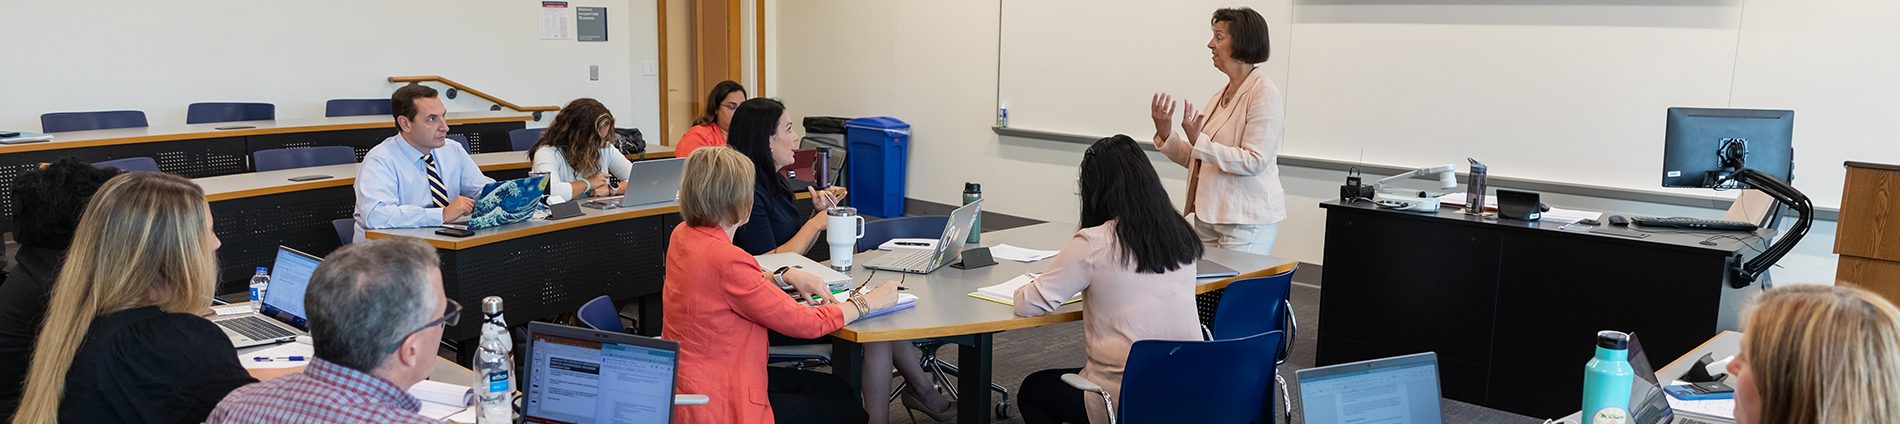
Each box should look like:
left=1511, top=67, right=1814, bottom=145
left=1196, top=260, right=1239, bottom=279
left=523, top=321, right=680, bottom=424
left=755, top=253, right=853, bottom=292
left=583, top=158, right=686, bottom=209
left=862, top=199, right=982, bottom=274
left=212, top=246, right=319, bottom=348
left=1296, top=352, right=1445, bottom=424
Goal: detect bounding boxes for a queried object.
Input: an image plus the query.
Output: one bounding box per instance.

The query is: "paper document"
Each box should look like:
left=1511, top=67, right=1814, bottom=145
left=1539, top=208, right=1603, bottom=225
left=239, top=342, right=314, bottom=370
left=409, top=380, right=474, bottom=420
left=990, top=244, right=1060, bottom=262
left=877, top=238, right=936, bottom=251
left=969, top=273, right=1080, bottom=306
left=830, top=291, right=918, bottom=319
left=1665, top=396, right=1735, bottom=421
left=212, top=304, right=253, bottom=316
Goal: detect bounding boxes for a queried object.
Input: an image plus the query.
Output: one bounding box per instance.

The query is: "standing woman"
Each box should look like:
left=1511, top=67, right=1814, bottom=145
left=1151, top=7, right=1286, bottom=255
left=529, top=98, right=623, bottom=201
left=13, top=173, right=267, bottom=423
left=677, top=80, right=747, bottom=158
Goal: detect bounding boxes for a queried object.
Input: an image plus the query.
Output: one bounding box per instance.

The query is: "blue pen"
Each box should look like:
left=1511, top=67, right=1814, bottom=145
left=252, top=356, right=307, bottom=362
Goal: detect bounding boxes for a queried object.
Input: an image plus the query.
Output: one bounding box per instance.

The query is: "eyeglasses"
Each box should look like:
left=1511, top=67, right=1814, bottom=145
left=407, top=298, right=462, bottom=336
left=720, top=102, right=740, bottom=111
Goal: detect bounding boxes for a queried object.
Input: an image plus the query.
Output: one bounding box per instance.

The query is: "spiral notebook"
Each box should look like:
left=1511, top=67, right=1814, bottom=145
left=829, top=291, right=918, bottom=319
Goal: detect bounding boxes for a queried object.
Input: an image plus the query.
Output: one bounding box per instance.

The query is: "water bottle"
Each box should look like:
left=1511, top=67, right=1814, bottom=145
left=247, top=267, right=270, bottom=311
left=474, top=297, right=515, bottom=423
left=1465, top=158, right=1488, bottom=215
left=963, top=183, right=982, bottom=245
left=1583, top=331, right=1635, bottom=424
left=997, top=105, right=1009, bottom=128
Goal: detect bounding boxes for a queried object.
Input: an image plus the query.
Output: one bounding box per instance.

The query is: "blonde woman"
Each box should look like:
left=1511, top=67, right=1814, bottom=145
left=13, top=173, right=269, bottom=423
left=1729, top=284, right=1900, bottom=424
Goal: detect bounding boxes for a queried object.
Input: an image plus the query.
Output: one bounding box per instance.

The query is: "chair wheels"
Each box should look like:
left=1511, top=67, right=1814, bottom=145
left=995, top=400, right=1011, bottom=419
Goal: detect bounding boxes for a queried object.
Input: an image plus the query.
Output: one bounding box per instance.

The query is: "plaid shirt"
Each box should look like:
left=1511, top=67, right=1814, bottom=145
left=207, top=358, right=437, bottom=424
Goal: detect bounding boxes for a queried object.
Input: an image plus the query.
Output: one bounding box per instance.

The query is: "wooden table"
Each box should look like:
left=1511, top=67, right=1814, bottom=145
left=826, top=222, right=1298, bottom=424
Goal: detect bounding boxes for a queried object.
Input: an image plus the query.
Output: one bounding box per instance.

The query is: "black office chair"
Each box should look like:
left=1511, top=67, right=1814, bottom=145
left=859, top=216, right=1013, bottom=418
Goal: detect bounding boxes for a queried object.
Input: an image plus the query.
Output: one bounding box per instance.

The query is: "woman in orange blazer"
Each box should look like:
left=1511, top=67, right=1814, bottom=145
left=662, top=146, right=900, bottom=424
left=1151, top=7, right=1286, bottom=256
left=676, top=81, right=746, bottom=158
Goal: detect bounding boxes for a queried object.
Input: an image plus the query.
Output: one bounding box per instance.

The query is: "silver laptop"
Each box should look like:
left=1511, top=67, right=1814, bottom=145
left=863, top=199, right=982, bottom=274
left=1297, top=352, right=1445, bottom=424
left=583, top=158, right=686, bottom=209
left=755, top=253, right=853, bottom=292
left=213, top=246, right=319, bottom=348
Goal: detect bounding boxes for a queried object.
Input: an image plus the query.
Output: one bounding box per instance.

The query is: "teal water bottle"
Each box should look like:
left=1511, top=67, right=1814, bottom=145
left=1582, top=331, right=1635, bottom=424
left=963, top=182, right=982, bottom=245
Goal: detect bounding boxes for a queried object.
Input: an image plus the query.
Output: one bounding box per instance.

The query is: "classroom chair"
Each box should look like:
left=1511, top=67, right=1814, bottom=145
left=1208, top=267, right=1299, bottom=422
left=41, top=110, right=148, bottom=133
left=253, top=146, right=356, bottom=172
left=861, top=215, right=1013, bottom=416
left=324, top=98, right=391, bottom=117
left=332, top=218, right=356, bottom=246
left=1065, top=330, right=1285, bottom=424
left=186, top=102, right=275, bottom=124
left=447, top=134, right=471, bottom=152
left=93, top=157, right=160, bottom=172
left=576, top=295, right=639, bottom=333
left=509, top=127, right=546, bottom=152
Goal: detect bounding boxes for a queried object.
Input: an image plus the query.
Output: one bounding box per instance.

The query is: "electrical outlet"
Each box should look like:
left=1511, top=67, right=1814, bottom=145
left=643, top=60, right=657, bottom=76
left=589, top=65, right=600, bottom=81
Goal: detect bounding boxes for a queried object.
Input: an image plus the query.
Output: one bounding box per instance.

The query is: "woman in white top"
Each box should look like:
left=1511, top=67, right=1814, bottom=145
left=529, top=98, right=621, bottom=201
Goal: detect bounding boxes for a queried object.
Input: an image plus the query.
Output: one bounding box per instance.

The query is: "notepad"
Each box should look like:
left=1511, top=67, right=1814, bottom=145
left=830, top=291, right=918, bottom=319
left=990, top=244, right=1059, bottom=262
left=409, top=380, right=474, bottom=420
left=968, top=273, right=1081, bottom=306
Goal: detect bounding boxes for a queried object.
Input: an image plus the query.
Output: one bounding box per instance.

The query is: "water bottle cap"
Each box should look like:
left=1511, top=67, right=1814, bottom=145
left=1597, top=330, right=1629, bottom=350
left=827, top=207, right=857, bottom=217
left=482, top=296, right=505, bottom=314
left=965, top=182, right=981, bottom=193
left=255, top=267, right=269, bottom=273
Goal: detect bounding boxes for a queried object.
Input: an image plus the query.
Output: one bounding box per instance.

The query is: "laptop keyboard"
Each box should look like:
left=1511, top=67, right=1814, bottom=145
left=877, top=249, right=933, bottom=271
left=218, top=316, right=295, bottom=341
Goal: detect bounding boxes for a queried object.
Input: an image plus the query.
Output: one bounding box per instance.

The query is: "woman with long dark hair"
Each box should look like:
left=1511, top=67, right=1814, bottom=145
left=676, top=80, right=747, bottom=158
left=1014, top=135, right=1205, bottom=424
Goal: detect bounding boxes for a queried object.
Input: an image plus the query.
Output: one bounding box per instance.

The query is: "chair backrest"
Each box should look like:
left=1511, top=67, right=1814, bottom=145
left=186, top=102, right=275, bottom=124
left=41, top=110, right=148, bottom=133
left=325, top=98, right=392, bottom=117
left=1118, top=330, right=1284, bottom=423
left=93, top=157, right=160, bottom=172
left=253, top=146, right=358, bottom=172
left=510, top=127, right=546, bottom=152
left=858, top=215, right=949, bottom=252
left=576, top=295, right=624, bottom=332
left=332, top=218, right=356, bottom=246
left=1210, top=267, right=1297, bottom=341
left=780, top=148, right=819, bottom=183
left=447, top=134, right=472, bottom=153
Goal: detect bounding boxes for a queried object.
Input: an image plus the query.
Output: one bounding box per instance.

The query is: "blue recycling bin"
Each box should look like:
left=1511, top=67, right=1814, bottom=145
left=846, top=116, right=910, bottom=218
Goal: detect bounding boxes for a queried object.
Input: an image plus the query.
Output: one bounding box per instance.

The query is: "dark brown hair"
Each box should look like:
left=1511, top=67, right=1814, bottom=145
left=692, top=80, right=747, bottom=127
left=529, top=98, right=615, bottom=177
left=1212, top=7, right=1271, bottom=64
left=391, top=84, right=440, bottom=125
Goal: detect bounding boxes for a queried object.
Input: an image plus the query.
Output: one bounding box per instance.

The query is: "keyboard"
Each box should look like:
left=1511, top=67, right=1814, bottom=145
left=1628, top=216, right=1759, bottom=231
left=217, top=316, right=296, bottom=341
left=868, top=249, right=934, bottom=272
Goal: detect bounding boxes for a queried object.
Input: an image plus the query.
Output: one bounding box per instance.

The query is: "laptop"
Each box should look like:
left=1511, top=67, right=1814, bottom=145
left=583, top=158, right=686, bottom=209
left=212, top=246, right=319, bottom=348
left=862, top=199, right=982, bottom=274
left=522, top=321, right=680, bottom=424
left=1296, top=352, right=1445, bottom=424
left=467, top=175, right=550, bottom=229
left=1196, top=260, right=1239, bottom=279
left=755, top=253, right=853, bottom=292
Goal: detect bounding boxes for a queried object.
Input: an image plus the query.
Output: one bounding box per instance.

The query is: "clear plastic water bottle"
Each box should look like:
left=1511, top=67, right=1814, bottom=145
left=474, top=296, right=515, bottom=423
left=247, top=267, right=270, bottom=311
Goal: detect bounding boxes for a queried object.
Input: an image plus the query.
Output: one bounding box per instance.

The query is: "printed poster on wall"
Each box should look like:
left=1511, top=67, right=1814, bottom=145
left=540, top=1, right=569, bottom=40
left=577, top=7, right=608, bottom=42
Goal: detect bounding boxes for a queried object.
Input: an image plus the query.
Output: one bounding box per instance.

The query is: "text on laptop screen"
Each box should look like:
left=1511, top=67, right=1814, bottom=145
left=261, top=247, right=319, bottom=320
left=525, top=333, right=677, bottom=424
left=1300, top=358, right=1442, bottom=424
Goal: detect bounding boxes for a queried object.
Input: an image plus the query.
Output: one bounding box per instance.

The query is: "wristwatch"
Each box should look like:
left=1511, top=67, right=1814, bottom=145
left=772, top=266, right=793, bottom=291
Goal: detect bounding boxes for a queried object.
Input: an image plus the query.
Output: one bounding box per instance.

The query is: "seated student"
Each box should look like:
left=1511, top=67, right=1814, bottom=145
left=12, top=172, right=265, bottom=423
left=1014, top=135, right=1206, bottom=424
left=208, top=237, right=453, bottom=424
left=726, top=98, right=848, bottom=256
left=529, top=98, right=622, bottom=201
left=0, top=159, right=120, bottom=419
left=676, top=80, right=746, bottom=158
left=661, top=146, right=898, bottom=424
left=1729, top=284, right=1900, bottom=424
left=354, top=84, right=495, bottom=241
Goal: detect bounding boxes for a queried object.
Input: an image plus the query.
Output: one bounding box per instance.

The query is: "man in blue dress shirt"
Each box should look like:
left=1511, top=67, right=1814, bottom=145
left=352, top=85, right=494, bottom=242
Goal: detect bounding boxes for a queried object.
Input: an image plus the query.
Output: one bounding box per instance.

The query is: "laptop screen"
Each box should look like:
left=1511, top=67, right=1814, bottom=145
left=525, top=324, right=679, bottom=424
left=1298, top=352, right=1444, bottom=424
left=260, top=246, right=320, bottom=327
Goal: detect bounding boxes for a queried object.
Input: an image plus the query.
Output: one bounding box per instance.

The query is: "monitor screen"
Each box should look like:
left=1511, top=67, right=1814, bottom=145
left=524, top=328, right=678, bottom=424
left=1662, top=107, right=1794, bottom=189
left=1298, top=353, right=1444, bottom=424
left=260, top=246, right=320, bottom=326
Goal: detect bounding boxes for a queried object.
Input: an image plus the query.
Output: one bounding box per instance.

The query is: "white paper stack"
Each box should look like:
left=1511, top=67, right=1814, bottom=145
left=989, top=244, right=1059, bottom=262
left=409, top=380, right=475, bottom=420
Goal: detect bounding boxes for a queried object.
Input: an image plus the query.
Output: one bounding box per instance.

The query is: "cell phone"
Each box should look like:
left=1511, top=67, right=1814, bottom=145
left=213, top=125, right=256, bottom=130
left=286, top=175, right=332, bottom=182
left=0, top=132, right=19, bottom=138
left=434, top=227, right=475, bottom=237
left=1664, top=382, right=1734, bottom=400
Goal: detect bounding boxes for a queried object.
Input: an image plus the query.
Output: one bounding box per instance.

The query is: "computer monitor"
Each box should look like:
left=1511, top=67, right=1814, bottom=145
left=1296, top=352, right=1444, bottom=424
left=1661, top=107, right=1794, bottom=189
left=522, top=322, right=680, bottom=424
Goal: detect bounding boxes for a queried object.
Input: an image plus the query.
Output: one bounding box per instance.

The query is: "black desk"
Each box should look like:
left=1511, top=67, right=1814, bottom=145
left=1316, top=200, right=1764, bottom=418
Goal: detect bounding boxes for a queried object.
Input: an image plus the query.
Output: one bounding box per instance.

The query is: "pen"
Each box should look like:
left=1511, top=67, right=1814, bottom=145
left=252, top=356, right=307, bottom=362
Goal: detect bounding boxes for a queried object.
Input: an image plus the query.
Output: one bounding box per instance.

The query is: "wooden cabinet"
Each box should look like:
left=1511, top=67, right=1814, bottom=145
left=1837, top=162, right=1900, bottom=304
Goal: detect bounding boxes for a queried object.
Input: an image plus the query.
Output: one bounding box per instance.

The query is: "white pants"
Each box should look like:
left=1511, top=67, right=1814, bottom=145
left=1190, top=214, right=1278, bottom=256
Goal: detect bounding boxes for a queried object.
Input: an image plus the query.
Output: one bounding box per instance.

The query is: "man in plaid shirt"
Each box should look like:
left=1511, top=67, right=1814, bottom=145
left=209, top=238, right=461, bottom=423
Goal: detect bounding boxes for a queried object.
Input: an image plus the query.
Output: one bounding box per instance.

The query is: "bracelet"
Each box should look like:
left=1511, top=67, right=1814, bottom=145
left=849, top=293, right=870, bottom=316
left=582, top=179, right=594, bottom=194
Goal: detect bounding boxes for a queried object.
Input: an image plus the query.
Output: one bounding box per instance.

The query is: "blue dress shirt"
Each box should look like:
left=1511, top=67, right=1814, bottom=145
left=353, top=134, right=493, bottom=241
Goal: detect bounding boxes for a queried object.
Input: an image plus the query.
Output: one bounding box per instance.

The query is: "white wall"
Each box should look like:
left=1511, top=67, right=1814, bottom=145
left=774, top=0, right=1843, bottom=285
left=0, top=0, right=662, bottom=139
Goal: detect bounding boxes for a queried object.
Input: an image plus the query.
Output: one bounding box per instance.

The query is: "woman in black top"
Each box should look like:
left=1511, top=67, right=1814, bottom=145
left=0, top=159, right=121, bottom=420
left=728, top=98, right=847, bottom=255
left=13, top=172, right=260, bottom=423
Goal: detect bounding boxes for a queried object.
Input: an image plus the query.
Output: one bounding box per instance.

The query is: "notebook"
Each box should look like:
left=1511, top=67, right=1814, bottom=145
left=968, top=273, right=1081, bottom=306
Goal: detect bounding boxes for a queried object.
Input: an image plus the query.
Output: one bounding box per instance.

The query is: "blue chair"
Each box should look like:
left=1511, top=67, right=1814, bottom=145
left=325, top=98, right=391, bottom=117
left=93, top=157, right=160, bottom=172
left=447, top=134, right=472, bottom=152
left=576, top=295, right=639, bottom=333
left=253, top=146, right=357, bottom=172
left=1209, top=267, right=1299, bottom=422
left=41, top=110, right=147, bottom=133
left=509, top=128, right=546, bottom=151
left=857, top=215, right=949, bottom=252
left=1066, top=330, right=1285, bottom=424
left=332, top=218, right=356, bottom=246
left=186, top=102, right=275, bottom=124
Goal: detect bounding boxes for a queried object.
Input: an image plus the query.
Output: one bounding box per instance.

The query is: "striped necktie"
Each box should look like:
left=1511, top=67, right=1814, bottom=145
left=422, top=153, right=448, bottom=207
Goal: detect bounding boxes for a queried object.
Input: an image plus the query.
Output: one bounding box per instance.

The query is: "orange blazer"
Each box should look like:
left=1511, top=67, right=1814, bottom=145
left=676, top=124, right=727, bottom=158
left=1155, top=68, right=1288, bottom=226
left=662, top=223, right=845, bottom=424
